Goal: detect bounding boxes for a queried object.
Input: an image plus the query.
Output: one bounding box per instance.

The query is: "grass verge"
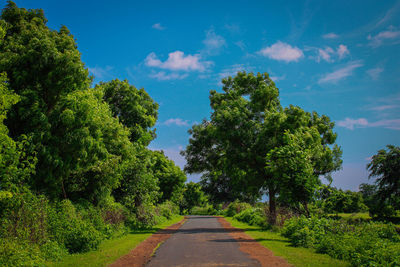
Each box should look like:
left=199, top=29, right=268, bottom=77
left=47, top=215, right=184, bottom=267
left=224, top=217, right=350, bottom=267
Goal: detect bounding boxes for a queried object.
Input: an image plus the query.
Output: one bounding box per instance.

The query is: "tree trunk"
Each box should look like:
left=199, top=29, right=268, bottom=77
left=61, top=179, right=67, bottom=199
left=302, top=201, right=310, bottom=217
left=268, top=188, right=277, bottom=225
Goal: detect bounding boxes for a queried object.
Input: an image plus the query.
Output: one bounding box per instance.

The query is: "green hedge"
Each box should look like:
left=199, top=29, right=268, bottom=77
left=281, top=216, right=400, bottom=266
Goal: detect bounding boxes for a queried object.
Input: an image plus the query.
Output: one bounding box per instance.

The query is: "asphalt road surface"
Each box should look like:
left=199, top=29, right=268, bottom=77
left=146, top=216, right=260, bottom=267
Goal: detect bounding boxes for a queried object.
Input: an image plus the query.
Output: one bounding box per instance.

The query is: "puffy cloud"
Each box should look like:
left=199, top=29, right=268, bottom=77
left=317, top=47, right=334, bottom=62
left=145, top=51, right=212, bottom=72
left=337, top=117, right=400, bottom=130
left=259, top=41, right=304, bottom=62
left=318, top=61, right=363, bottom=84
left=152, top=23, right=165, bottom=30
left=366, top=67, right=384, bottom=80
left=368, top=28, right=400, bottom=47
left=163, top=118, right=189, bottom=126
left=337, top=44, right=349, bottom=59
left=322, top=33, right=339, bottom=39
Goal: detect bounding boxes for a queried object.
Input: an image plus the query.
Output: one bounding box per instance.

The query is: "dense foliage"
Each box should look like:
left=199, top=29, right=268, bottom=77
left=182, top=72, right=342, bottom=223
left=366, top=145, right=400, bottom=217
left=282, top=216, right=400, bottom=266
left=1, top=2, right=398, bottom=267
left=0, top=2, right=186, bottom=265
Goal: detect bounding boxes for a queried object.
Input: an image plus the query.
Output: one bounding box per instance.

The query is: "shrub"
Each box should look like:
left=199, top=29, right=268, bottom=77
left=0, top=238, right=43, bottom=267
left=191, top=204, right=220, bottom=215
left=233, top=208, right=270, bottom=229
left=155, top=201, right=179, bottom=219
left=225, top=200, right=252, bottom=217
left=282, top=216, right=400, bottom=266
left=0, top=190, right=48, bottom=244
left=47, top=200, right=103, bottom=253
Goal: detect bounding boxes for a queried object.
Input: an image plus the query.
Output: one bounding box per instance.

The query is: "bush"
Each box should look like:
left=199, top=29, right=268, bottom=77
left=47, top=200, right=104, bottom=253
left=155, top=201, right=179, bottom=219
left=0, top=238, right=43, bottom=267
left=225, top=200, right=252, bottom=217
left=282, top=216, right=400, bottom=266
left=233, top=208, right=270, bottom=229
left=190, top=204, right=221, bottom=215
left=0, top=190, right=48, bottom=244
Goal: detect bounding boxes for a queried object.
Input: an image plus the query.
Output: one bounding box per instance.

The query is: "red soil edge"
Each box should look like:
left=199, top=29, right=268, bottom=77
left=218, top=217, right=292, bottom=267
left=109, top=218, right=187, bottom=267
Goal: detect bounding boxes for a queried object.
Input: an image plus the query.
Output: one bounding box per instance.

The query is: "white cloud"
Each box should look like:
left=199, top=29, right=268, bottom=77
left=337, top=44, right=349, bottom=59
left=369, top=105, right=398, bottom=111
left=145, top=51, right=212, bottom=72
left=88, top=66, right=113, bottom=79
left=317, top=47, right=334, bottom=62
left=149, top=71, right=188, bottom=81
left=322, top=33, right=339, bottom=39
left=337, top=118, right=368, bottom=130
left=369, top=119, right=400, bottom=130
left=235, top=40, right=246, bottom=51
left=219, top=64, right=248, bottom=80
left=269, top=74, right=286, bottom=82
left=375, top=2, right=400, bottom=28
left=337, top=117, right=400, bottom=130
left=368, top=28, right=400, bottom=47
left=203, top=29, right=226, bottom=54
left=366, top=67, right=384, bottom=80
left=152, top=23, right=165, bottom=30
left=224, top=23, right=240, bottom=34
left=259, top=41, right=304, bottom=62
left=164, top=118, right=189, bottom=126
left=318, top=61, right=363, bottom=84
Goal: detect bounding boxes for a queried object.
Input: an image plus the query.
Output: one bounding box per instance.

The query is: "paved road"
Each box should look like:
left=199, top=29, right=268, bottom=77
left=146, top=216, right=260, bottom=267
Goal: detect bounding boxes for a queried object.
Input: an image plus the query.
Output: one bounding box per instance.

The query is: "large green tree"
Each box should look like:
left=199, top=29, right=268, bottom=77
left=0, top=2, right=137, bottom=203
left=1, top=2, right=90, bottom=137
left=0, top=23, right=36, bottom=190
left=183, top=72, right=342, bottom=223
left=367, top=145, right=400, bottom=213
left=96, top=79, right=159, bottom=145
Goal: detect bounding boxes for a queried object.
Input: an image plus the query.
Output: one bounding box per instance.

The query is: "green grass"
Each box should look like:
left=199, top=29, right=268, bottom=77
left=225, top=217, right=350, bottom=267
left=47, top=216, right=184, bottom=267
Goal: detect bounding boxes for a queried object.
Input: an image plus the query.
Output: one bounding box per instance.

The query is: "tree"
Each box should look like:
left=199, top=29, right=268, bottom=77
left=182, top=72, right=342, bottom=224
left=1, top=2, right=90, bottom=138
left=31, top=88, right=131, bottom=202
left=265, top=129, right=318, bottom=215
left=0, top=22, right=36, bottom=189
left=0, top=3, right=140, bottom=203
left=367, top=145, right=400, bottom=216
left=0, top=72, right=21, bottom=187
left=97, top=79, right=158, bottom=145
left=150, top=150, right=186, bottom=204
left=181, top=182, right=207, bottom=212
left=113, top=148, right=160, bottom=214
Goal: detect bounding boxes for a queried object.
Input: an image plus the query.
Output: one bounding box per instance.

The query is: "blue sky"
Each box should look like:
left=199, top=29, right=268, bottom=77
left=5, top=0, right=400, bottom=190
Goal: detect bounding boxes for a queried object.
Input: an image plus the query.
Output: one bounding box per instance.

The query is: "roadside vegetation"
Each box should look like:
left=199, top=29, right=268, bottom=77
left=0, top=2, right=189, bottom=266
left=1, top=2, right=399, bottom=267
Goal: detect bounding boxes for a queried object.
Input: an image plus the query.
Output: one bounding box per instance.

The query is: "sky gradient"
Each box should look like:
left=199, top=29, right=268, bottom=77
left=4, top=0, right=400, bottom=190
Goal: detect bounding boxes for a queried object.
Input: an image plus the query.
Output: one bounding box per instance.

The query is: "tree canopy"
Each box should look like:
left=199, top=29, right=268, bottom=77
left=182, top=72, right=342, bottom=223
left=367, top=145, right=400, bottom=212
